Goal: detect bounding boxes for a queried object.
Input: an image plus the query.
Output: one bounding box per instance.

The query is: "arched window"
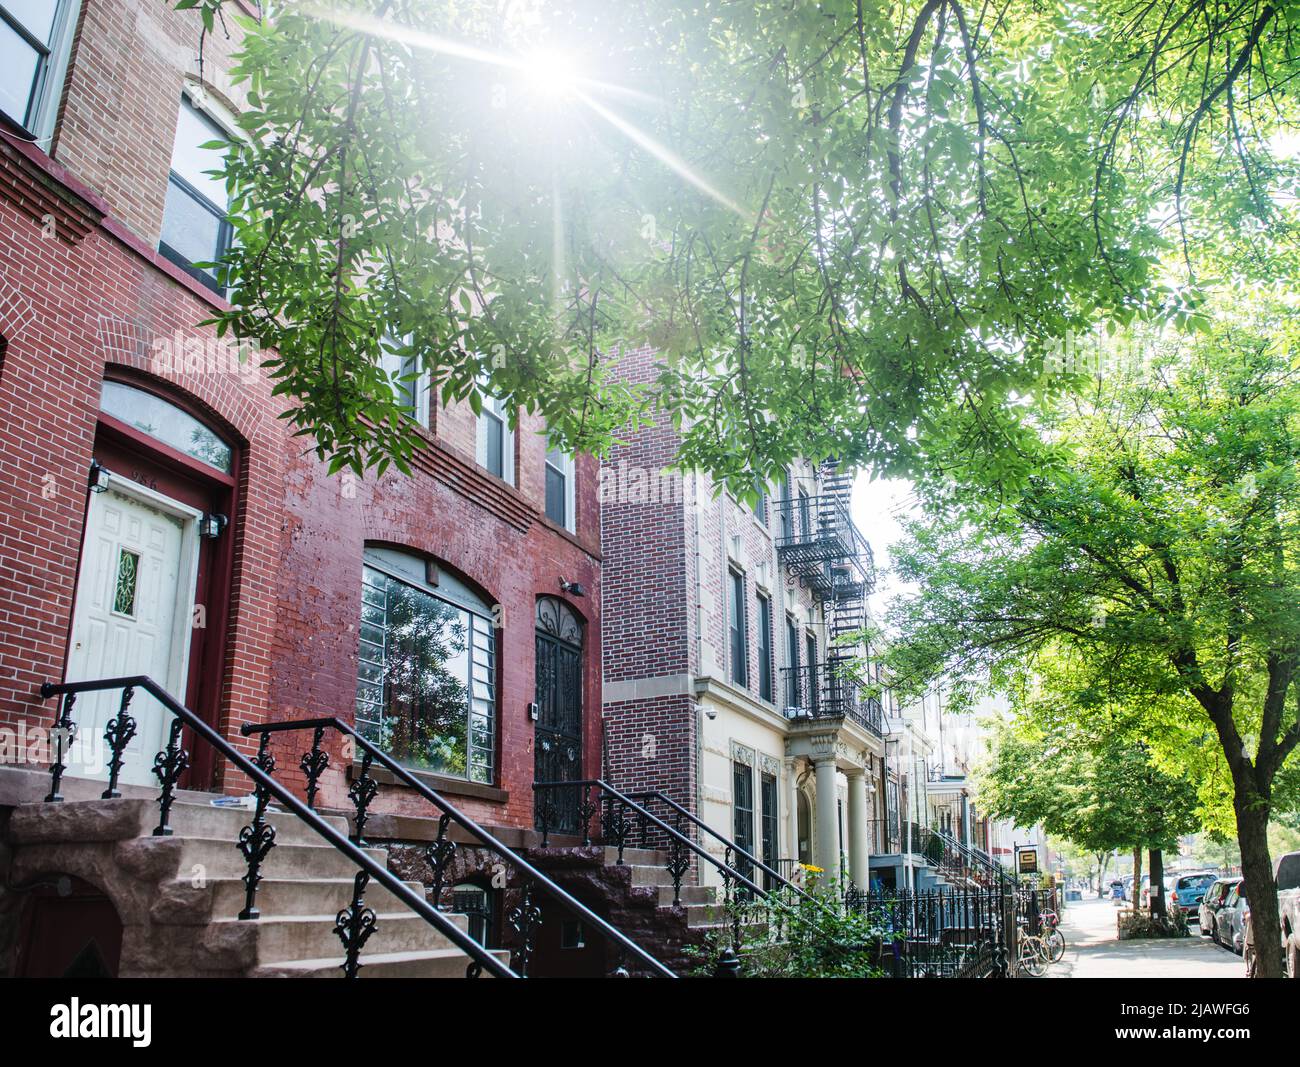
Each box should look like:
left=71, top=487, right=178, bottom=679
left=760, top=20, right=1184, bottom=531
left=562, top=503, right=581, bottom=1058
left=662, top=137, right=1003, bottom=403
left=99, top=380, right=233, bottom=473
left=355, top=547, right=497, bottom=784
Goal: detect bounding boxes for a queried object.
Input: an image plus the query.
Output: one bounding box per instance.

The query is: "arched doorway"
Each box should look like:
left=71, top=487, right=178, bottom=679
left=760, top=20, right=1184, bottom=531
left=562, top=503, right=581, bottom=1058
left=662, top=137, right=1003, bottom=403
left=65, top=376, right=238, bottom=788
left=534, top=597, right=583, bottom=833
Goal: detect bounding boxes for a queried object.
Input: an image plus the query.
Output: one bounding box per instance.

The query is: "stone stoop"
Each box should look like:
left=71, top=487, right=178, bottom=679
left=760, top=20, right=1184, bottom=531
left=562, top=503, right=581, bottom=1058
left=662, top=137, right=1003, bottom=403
left=4, top=796, right=508, bottom=978
left=526, top=844, right=730, bottom=975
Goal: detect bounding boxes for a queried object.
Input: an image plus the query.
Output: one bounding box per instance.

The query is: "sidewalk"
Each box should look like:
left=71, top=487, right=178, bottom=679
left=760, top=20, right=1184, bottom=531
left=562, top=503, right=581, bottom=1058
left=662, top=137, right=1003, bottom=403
left=1045, top=897, right=1244, bottom=977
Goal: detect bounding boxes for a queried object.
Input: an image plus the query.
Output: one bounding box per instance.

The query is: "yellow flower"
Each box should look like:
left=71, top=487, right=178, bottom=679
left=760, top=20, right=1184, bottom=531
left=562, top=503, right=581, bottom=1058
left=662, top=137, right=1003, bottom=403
left=799, top=863, right=824, bottom=873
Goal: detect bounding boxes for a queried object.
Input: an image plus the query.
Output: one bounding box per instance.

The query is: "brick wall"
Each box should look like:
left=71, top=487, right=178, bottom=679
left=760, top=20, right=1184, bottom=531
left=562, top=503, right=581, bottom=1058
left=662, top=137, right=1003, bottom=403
left=0, top=2, right=602, bottom=833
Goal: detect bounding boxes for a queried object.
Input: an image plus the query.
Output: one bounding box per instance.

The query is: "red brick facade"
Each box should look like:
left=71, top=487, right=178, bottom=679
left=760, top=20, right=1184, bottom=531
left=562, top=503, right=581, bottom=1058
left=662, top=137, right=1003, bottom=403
left=0, top=1, right=601, bottom=835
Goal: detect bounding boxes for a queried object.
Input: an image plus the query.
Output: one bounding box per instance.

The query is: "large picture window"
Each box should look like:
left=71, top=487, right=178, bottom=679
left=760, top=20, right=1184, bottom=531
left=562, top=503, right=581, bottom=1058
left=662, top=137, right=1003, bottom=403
left=355, top=551, right=496, bottom=784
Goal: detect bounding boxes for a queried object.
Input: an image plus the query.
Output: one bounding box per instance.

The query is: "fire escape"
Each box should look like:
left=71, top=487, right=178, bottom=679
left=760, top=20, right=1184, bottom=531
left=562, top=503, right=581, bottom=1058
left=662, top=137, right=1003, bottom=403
left=773, top=462, right=881, bottom=737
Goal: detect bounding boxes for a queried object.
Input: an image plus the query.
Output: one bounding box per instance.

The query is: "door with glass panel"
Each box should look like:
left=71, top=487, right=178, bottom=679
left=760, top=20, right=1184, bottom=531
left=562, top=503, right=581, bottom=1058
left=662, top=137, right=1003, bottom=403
left=533, top=597, right=583, bottom=833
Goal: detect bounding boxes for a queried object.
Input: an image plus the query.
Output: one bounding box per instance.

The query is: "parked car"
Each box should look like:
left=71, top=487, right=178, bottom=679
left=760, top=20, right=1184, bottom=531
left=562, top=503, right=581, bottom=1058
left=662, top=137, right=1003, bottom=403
left=1169, top=872, right=1218, bottom=921
left=1215, top=881, right=1249, bottom=953
left=1200, top=877, right=1240, bottom=938
left=1276, top=851, right=1300, bottom=977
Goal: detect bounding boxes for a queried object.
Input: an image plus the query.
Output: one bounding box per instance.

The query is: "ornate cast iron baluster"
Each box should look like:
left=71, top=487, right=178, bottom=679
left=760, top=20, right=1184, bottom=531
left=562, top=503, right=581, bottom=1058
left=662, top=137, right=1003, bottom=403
left=576, top=785, right=597, bottom=847
left=45, top=692, right=78, bottom=803
left=723, top=846, right=742, bottom=952
left=666, top=836, right=691, bottom=906
left=603, top=797, right=632, bottom=865
left=101, top=687, right=137, bottom=800
left=152, top=719, right=190, bottom=837
left=348, top=749, right=379, bottom=845
left=299, top=725, right=329, bottom=810
left=637, top=810, right=649, bottom=851
left=507, top=879, right=543, bottom=978
left=237, top=732, right=277, bottom=920
left=334, top=869, right=378, bottom=978
left=424, top=812, right=456, bottom=909
left=536, top=790, right=555, bottom=848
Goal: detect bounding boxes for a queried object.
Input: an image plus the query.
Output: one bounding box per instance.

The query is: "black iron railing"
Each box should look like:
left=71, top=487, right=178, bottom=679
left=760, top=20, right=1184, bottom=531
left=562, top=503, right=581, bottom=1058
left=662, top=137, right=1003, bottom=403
left=243, top=719, right=677, bottom=979
left=779, top=663, right=884, bottom=738
left=39, top=675, right=514, bottom=978
left=843, top=885, right=1012, bottom=977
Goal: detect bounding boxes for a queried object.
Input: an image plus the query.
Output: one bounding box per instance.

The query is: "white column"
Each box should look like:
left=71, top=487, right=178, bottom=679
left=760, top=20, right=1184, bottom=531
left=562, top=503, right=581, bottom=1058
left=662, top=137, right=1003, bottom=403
left=846, top=767, right=869, bottom=890
left=784, top=756, right=799, bottom=865
left=813, top=754, right=841, bottom=885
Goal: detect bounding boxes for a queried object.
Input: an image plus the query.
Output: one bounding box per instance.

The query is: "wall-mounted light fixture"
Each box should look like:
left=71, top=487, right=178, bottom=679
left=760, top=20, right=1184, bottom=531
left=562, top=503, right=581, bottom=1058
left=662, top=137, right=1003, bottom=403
left=199, top=512, right=228, bottom=539
left=559, top=578, right=585, bottom=597
left=88, top=460, right=111, bottom=494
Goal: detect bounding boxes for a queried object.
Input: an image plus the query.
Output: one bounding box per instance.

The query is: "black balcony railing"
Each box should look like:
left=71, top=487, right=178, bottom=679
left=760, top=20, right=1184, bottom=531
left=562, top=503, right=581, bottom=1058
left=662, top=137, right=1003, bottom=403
left=780, top=663, right=884, bottom=738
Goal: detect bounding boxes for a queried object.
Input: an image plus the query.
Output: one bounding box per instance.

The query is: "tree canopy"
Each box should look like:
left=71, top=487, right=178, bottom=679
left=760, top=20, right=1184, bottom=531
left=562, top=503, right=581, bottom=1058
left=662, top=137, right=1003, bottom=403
left=181, top=0, right=1300, bottom=487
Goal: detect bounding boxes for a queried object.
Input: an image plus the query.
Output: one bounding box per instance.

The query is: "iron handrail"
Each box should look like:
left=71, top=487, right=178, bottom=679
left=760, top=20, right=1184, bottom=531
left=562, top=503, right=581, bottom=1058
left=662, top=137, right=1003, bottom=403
left=245, top=718, right=677, bottom=978
left=534, top=778, right=768, bottom=898
left=39, top=675, right=515, bottom=978
left=627, top=790, right=817, bottom=905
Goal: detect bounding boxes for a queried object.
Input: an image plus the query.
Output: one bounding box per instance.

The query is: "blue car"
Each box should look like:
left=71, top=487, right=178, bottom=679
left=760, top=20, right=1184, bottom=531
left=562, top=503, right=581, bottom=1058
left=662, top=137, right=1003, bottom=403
left=1169, top=872, right=1218, bottom=920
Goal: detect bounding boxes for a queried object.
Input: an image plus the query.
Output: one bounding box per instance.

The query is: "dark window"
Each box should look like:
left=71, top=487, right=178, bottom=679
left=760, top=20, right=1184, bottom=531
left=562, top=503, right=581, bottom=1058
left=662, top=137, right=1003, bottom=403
left=561, top=920, right=585, bottom=949
left=756, top=593, right=773, bottom=702
left=778, top=470, right=793, bottom=541
left=753, top=480, right=768, bottom=525
left=0, top=0, right=64, bottom=131
left=760, top=771, right=779, bottom=890
left=797, top=487, right=812, bottom=539
left=785, top=615, right=800, bottom=706
left=355, top=560, right=496, bottom=783
left=159, top=98, right=233, bottom=294
left=733, top=760, right=755, bottom=885
left=451, top=883, right=495, bottom=947
left=728, top=568, right=747, bottom=687
left=805, top=631, right=817, bottom=711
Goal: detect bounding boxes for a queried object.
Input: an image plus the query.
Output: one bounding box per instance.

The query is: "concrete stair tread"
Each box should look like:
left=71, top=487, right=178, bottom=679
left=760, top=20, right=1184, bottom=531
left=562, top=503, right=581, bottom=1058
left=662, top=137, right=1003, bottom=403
left=250, top=946, right=509, bottom=978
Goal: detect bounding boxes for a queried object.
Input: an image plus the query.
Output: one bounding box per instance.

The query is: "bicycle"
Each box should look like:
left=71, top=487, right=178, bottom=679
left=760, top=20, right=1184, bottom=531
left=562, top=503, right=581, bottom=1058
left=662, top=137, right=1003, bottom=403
left=1015, top=920, right=1050, bottom=977
left=1039, top=909, right=1066, bottom=963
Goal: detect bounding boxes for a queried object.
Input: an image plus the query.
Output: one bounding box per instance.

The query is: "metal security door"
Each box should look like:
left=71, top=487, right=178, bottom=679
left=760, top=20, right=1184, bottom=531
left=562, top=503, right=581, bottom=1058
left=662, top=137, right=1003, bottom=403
left=534, top=598, right=584, bottom=833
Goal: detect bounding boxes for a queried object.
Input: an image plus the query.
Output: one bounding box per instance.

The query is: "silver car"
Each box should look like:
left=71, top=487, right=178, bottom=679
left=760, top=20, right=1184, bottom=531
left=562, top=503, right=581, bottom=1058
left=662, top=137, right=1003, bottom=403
left=1199, top=877, right=1239, bottom=935
left=1214, top=881, right=1249, bottom=953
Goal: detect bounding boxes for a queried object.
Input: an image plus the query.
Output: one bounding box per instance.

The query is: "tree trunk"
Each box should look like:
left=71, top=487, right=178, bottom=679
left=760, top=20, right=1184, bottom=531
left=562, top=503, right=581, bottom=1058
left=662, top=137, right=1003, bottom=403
left=1236, top=801, right=1283, bottom=978
left=1132, top=846, right=1142, bottom=910
left=1095, top=852, right=1108, bottom=897
left=1149, top=848, right=1165, bottom=920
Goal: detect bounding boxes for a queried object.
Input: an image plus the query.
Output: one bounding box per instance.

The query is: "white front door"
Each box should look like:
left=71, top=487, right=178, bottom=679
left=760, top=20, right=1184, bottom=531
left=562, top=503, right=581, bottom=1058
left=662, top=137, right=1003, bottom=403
left=65, top=481, right=200, bottom=786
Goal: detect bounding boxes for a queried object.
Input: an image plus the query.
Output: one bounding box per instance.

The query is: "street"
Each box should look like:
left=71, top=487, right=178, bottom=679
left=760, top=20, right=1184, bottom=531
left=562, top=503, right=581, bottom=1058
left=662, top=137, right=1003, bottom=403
left=1046, top=898, right=1245, bottom=978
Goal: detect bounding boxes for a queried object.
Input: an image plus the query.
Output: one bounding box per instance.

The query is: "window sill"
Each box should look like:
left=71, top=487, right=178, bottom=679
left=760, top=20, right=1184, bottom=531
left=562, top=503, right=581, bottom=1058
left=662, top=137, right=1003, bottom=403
left=348, top=760, right=509, bottom=805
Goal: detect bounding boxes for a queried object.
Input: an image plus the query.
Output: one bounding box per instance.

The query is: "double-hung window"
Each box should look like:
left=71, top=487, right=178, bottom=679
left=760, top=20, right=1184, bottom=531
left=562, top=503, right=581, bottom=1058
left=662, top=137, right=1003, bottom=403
left=544, top=442, right=575, bottom=531
left=159, top=96, right=233, bottom=294
left=476, top=382, right=515, bottom=483
left=0, top=0, right=78, bottom=137
left=728, top=567, right=747, bottom=688
left=355, top=548, right=497, bottom=784
left=756, top=592, right=773, bottom=703
left=760, top=770, right=779, bottom=890
left=379, top=336, right=429, bottom=427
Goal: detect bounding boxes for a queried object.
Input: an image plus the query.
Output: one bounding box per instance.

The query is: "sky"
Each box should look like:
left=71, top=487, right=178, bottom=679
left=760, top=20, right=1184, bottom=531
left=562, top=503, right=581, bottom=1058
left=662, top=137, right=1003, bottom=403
left=850, top=473, right=920, bottom=625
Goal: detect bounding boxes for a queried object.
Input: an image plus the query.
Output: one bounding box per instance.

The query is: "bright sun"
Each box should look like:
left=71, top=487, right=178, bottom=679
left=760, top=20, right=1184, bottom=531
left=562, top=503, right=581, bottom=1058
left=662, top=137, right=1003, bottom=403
left=518, top=48, right=581, bottom=99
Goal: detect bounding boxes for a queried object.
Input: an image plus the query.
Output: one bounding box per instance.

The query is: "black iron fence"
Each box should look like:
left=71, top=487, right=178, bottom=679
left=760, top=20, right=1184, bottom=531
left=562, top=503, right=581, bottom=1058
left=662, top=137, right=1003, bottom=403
left=841, top=885, right=1011, bottom=977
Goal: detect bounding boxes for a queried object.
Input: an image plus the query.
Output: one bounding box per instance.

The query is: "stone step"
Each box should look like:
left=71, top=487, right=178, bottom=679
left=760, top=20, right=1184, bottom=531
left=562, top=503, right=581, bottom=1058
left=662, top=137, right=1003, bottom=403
left=167, top=801, right=352, bottom=848
left=602, top=846, right=666, bottom=867
left=656, top=884, right=714, bottom=906
left=208, top=875, right=426, bottom=918
left=250, top=947, right=509, bottom=978
left=627, top=863, right=676, bottom=887
left=684, top=903, right=728, bottom=927
left=203, top=909, right=472, bottom=965
left=177, top=836, right=389, bottom=882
